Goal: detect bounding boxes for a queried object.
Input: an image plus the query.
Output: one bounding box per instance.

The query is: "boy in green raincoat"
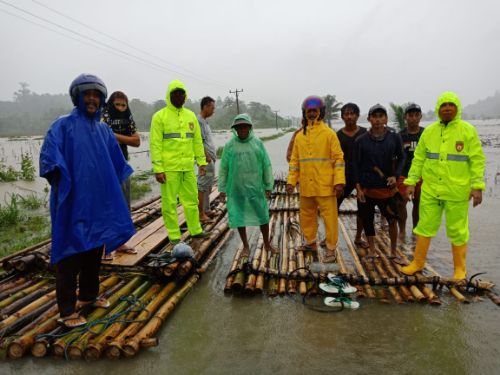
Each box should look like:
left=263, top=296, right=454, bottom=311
left=218, top=114, right=276, bottom=257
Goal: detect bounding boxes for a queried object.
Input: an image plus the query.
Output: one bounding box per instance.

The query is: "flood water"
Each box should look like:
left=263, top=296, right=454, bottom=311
left=1, top=122, right=500, bottom=374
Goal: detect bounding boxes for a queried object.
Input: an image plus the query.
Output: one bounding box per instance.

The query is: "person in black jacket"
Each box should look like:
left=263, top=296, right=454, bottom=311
left=353, top=104, right=405, bottom=263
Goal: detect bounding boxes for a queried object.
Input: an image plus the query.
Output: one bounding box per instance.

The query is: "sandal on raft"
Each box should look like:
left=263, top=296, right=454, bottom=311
left=322, top=249, right=337, bottom=264
left=387, top=255, right=407, bottom=265
left=319, top=274, right=357, bottom=294
left=77, top=297, right=111, bottom=309
left=324, top=296, right=360, bottom=310
left=116, top=245, right=138, bottom=255
left=200, top=218, right=215, bottom=225
left=102, top=253, right=114, bottom=261
left=298, top=243, right=318, bottom=252
left=57, top=313, right=87, bottom=329
left=354, top=239, right=369, bottom=249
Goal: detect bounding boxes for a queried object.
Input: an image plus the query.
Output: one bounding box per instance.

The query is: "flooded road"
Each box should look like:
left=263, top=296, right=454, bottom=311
left=1, top=123, right=499, bottom=374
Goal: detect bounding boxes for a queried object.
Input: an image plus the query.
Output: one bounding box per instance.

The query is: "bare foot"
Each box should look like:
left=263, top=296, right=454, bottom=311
left=265, top=244, right=279, bottom=255
left=240, top=247, right=250, bottom=258
left=116, top=245, right=137, bottom=254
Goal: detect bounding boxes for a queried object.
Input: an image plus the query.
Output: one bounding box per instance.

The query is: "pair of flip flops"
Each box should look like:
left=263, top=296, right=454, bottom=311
left=324, top=296, right=360, bottom=309
left=58, top=298, right=111, bottom=328
left=319, top=273, right=357, bottom=294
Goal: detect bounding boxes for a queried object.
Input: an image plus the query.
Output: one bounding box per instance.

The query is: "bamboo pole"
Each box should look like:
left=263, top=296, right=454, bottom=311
left=122, top=275, right=200, bottom=357
left=224, top=242, right=243, bottom=292
left=0, top=277, right=29, bottom=294
left=373, top=232, right=432, bottom=303
left=372, top=261, right=404, bottom=304
left=106, top=281, right=176, bottom=360
left=67, top=280, right=153, bottom=360
left=278, top=205, right=289, bottom=295
left=362, top=259, right=390, bottom=303
left=0, top=289, right=56, bottom=334
left=178, top=219, right=229, bottom=277
left=244, top=235, right=263, bottom=294
left=52, top=276, right=144, bottom=358
left=6, top=275, right=120, bottom=359
left=197, top=229, right=234, bottom=274
left=84, top=284, right=161, bottom=360
left=0, top=279, right=50, bottom=310
left=287, top=212, right=299, bottom=294
left=338, top=218, right=376, bottom=298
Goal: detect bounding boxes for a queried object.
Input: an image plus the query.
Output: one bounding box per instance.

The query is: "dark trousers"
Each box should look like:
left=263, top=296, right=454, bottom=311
left=55, top=246, right=104, bottom=317
left=358, top=196, right=398, bottom=236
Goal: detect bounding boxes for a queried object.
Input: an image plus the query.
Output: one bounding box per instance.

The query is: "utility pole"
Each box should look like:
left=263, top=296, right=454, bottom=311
left=229, top=88, right=243, bottom=114
left=273, top=110, right=279, bottom=130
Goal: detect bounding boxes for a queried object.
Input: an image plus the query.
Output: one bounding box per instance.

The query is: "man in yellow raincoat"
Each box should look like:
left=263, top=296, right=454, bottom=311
left=286, top=96, right=345, bottom=262
left=401, top=91, right=485, bottom=281
left=150, top=80, right=207, bottom=243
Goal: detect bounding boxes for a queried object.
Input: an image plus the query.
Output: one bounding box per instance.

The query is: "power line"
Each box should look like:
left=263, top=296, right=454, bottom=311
left=0, top=0, right=226, bottom=88
left=0, top=7, right=188, bottom=79
left=30, top=0, right=228, bottom=88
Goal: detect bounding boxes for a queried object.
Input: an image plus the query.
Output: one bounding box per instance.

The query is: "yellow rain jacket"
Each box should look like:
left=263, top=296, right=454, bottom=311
left=287, top=120, right=345, bottom=196
left=405, top=91, right=485, bottom=201
left=150, top=80, right=207, bottom=172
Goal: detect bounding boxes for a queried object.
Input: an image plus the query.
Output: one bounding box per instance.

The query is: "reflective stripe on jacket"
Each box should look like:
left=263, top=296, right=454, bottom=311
left=405, top=91, right=485, bottom=201
left=287, top=120, right=345, bottom=197
left=150, top=79, right=207, bottom=172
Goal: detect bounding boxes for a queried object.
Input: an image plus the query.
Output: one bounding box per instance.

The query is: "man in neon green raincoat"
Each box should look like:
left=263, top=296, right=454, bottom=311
left=218, top=114, right=275, bottom=257
left=402, top=91, right=485, bottom=281
left=150, top=80, right=207, bottom=243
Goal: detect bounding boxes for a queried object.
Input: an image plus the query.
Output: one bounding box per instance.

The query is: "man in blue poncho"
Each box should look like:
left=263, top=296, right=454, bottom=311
left=39, top=74, right=135, bottom=328
left=218, top=114, right=277, bottom=257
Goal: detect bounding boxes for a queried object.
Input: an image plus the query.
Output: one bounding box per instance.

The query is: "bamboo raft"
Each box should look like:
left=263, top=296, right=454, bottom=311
left=0, top=180, right=498, bottom=361
left=0, top=188, right=233, bottom=360
left=225, top=180, right=500, bottom=308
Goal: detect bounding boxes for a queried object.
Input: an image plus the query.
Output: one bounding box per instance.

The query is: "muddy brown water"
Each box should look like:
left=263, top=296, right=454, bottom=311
left=1, top=123, right=499, bottom=374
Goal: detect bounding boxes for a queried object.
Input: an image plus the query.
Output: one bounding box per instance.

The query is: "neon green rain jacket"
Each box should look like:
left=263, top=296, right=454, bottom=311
left=405, top=91, right=485, bottom=201
left=150, top=80, right=207, bottom=172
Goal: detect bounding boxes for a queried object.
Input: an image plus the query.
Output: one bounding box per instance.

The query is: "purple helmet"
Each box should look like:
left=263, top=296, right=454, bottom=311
left=69, top=73, right=107, bottom=106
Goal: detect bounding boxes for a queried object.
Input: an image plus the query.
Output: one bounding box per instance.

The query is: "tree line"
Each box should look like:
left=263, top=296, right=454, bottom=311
left=0, top=83, right=312, bottom=136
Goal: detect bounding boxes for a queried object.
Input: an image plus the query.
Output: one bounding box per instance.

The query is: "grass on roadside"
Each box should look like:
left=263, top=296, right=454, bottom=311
left=131, top=172, right=152, bottom=201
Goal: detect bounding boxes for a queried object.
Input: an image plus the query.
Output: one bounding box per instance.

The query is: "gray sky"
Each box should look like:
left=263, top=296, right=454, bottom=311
left=1, top=0, right=500, bottom=117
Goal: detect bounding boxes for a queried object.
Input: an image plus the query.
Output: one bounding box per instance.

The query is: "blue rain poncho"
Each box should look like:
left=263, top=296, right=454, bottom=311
left=218, top=114, right=274, bottom=228
left=40, top=104, right=135, bottom=265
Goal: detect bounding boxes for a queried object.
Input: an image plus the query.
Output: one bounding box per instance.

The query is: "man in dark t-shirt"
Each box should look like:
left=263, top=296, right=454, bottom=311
left=337, top=103, right=368, bottom=248
left=397, top=103, right=424, bottom=240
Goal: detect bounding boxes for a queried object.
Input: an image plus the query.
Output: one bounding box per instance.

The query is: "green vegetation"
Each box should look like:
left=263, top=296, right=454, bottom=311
left=0, top=83, right=302, bottom=135
left=20, top=152, right=36, bottom=181
left=323, top=94, right=343, bottom=127
left=0, top=163, right=19, bottom=182
left=17, top=193, right=47, bottom=210
left=0, top=152, right=37, bottom=182
left=0, top=194, right=50, bottom=257
left=390, top=103, right=406, bottom=131
left=131, top=172, right=152, bottom=201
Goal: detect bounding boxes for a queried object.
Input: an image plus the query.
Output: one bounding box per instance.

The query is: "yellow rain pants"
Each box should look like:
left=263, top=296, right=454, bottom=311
left=414, top=190, right=469, bottom=245
left=300, top=196, right=339, bottom=249
left=160, top=170, right=203, bottom=241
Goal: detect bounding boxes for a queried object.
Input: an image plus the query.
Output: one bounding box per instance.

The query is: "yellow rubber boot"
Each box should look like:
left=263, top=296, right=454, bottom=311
left=452, top=244, right=467, bottom=281
left=401, top=236, right=431, bottom=275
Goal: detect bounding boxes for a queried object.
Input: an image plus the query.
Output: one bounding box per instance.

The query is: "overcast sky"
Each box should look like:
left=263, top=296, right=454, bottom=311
left=1, top=0, right=500, bottom=117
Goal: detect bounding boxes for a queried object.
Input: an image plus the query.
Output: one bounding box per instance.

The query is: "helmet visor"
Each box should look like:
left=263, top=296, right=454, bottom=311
left=303, top=97, right=323, bottom=109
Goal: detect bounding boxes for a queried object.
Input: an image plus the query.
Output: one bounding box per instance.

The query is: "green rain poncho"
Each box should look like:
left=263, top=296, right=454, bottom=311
left=218, top=114, right=274, bottom=228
